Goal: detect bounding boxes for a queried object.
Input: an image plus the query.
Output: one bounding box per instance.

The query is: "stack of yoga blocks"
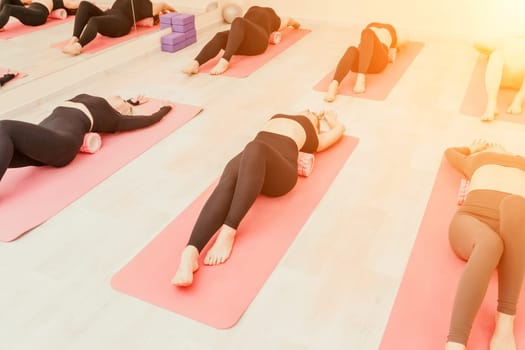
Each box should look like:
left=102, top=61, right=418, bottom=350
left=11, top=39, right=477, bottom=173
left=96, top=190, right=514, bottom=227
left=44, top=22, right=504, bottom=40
left=160, top=13, right=196, bottom=53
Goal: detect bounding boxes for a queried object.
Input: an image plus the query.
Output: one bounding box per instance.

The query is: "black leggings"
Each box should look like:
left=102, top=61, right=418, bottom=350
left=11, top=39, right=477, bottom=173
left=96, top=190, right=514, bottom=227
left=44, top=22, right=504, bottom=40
left=195, top=17, right=269, bottom=64
left=187, top=132, right=298, bottom=252
left=333, top=28, right=389, bottom=83
left=0, top=0, right=48, bottom=29
left=0, top=107, right=90, bottom=182
left=73, top=1, right=132, bottom=47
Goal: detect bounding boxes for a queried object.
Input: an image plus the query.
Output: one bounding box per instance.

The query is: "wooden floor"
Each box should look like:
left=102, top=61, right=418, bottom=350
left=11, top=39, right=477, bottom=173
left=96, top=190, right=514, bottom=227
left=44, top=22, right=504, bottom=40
left=1, top=11, right=525, bottom=350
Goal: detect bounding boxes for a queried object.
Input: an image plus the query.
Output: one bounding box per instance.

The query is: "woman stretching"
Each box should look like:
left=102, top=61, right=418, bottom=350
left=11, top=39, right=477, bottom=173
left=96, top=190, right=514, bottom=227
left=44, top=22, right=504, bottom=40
left=171, top=110, right=346, bottom=287
left=324, top=22, right=407, bottom=102
left=444, top=139, right=525, bottom=350
left=0, top=94, right=172, bottom=183
left=474, top=37, right=525, bottom=121
left=182, top=5, right=300, bottom=75
left=0, top=0, right=78, bottom=31
left=62, top=0, right=175, bottom=55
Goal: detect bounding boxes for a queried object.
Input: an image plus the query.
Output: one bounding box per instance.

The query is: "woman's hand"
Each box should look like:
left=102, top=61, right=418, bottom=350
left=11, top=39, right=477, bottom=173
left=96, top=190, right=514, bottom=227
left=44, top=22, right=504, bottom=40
left=468, top=139, right=489, bottom=154
left=321, top=110, right=342, bottom=129
left=134, top=94, right=149, bottom=105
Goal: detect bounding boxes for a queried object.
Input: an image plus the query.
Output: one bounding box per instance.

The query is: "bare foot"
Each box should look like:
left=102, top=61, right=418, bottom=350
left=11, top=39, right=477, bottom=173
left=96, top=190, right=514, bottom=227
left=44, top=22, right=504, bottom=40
left=210, top=58, right=229, bottom=75
left=507, top=102, right=522, bottom=115
left=287, top=18, right=301, bottom=29
left=182, top=60, right=199, bottom=75
left=353, top=73, right=366, bottom=93
left=324, top=80, right=339, bottom=102
left=204, top=225, right=236, bottom=265
left=171, top=245, right=199, bottom=287
left=481, top=100, right=498, bottom=121
left=66, top=36, right=78, bottom=46
left=445, top=342, right=465, bottom=350
left=490, top=313, right=516, bottom=350
left=62, top=42, right=82, bottom=56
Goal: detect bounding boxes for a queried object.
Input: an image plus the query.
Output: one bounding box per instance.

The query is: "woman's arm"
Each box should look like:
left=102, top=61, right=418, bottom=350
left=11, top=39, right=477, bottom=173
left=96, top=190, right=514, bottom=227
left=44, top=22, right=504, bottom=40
left=117, top=105, right=172, bottom=131
left=152, top=1, right=176, bottom=16
left=316, top=110, right=346, bottom=152
left=444, top=140, right=488, bottom=178
left=278, top=16, right=300, bottom=30
left=63, top=0, right=81, bottom=9
left=395, top=27, right=409, bottom=49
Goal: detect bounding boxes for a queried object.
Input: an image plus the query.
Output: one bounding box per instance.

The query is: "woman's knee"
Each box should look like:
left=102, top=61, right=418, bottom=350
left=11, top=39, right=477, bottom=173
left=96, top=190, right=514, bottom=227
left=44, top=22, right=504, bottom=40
left=230, top=17, right=245, bottom=30
left=344, top=46, right=358, bottom=56
left=360, top=28, right=375, bottom=42
left=243, top=140, right=267, bottom=158
left=78, top=1, right=93, bottom=10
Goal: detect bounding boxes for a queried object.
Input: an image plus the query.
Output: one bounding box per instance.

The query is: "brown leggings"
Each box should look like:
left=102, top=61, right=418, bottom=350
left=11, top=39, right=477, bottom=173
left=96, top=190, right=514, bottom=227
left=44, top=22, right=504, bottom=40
left=448, top=190, right=525, bottom=344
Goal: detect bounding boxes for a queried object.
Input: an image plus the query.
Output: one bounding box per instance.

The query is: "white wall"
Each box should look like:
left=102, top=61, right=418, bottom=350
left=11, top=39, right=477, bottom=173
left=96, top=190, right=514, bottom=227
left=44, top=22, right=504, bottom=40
left=255, top=0, right=525, bottom=40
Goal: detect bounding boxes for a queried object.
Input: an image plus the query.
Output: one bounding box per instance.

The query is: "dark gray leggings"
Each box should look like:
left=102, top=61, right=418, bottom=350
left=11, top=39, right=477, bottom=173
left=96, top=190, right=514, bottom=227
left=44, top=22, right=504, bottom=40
left=194, top=17, right=269, bottom=64
left=0, top=0, right=48, bottom=29
left=73, top=1, right=132, bottom=47
left=333, top=28, right=389, bottom=83
left=187, top=132, right=298, bottom=252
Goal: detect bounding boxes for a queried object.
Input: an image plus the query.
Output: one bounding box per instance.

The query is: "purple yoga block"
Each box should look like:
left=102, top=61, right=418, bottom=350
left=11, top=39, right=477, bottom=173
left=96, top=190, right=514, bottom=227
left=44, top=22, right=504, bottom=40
left=161, top=42, right=187, bottom=53
left=171, top=13, right=194, bottom=25
left=183, top=29, right=196, bottom=39
left=160, top=12, right=179, bottom=24
left=160, top=22, right=171, bottom=29
left=184, top=36, right=197, bottom=46
left=171, top=22, right=195, bottom=33
left=161, top=32, right=185, bottom=45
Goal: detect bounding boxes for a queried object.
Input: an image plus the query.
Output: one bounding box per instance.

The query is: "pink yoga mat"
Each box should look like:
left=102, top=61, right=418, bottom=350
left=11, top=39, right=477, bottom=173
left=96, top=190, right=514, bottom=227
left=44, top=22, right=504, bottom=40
left=0, top=68, right=27, bottom=85
left=314, top=41, right=424, bottom=100
left=0, top=16, right=73, bottom=40
left=379, top=160, right=525, bottom=349
left=198, top=28, right=310, bottom=78
left=111, top=135, right=359, bottom=328
left=0, top=100, right=202, bottom=242
left=460, top=55, right=525, bottom=124
left=51, top=25, right=159, bottom=54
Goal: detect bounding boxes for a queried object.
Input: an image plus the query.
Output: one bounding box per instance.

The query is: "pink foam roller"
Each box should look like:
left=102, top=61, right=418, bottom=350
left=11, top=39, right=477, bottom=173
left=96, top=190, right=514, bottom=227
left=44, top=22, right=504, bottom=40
left=297, top=152, right=314, bottom=177
left=268, top=31, right=281, bottom=45
left=457, top=178, right=470, bottom=205
left=136, top=17, right=155, bottom=27
left=388, top=47, right=397, bottom=63
left=80, top=132, right=102, bottom=154
left=48, top=8, right=67, bottom=20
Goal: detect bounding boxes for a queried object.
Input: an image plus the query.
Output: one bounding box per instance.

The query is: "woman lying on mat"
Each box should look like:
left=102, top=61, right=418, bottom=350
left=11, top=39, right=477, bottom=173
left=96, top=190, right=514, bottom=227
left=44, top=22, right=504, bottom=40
left=62, top=0, right=175, bottom=55
left=475, top=37, right=525, bottom=121
left=324, top=22, right=408, bottom=102
left=0, top=0, right=78, bottom=31
left=171, top=109, right=346, bottom=287
left=444, top=139, right=525, bottom=350
left=182, top=5, right=300, bottom=75
left=0, top=94, right=172, bottom=183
